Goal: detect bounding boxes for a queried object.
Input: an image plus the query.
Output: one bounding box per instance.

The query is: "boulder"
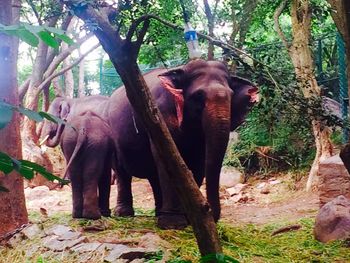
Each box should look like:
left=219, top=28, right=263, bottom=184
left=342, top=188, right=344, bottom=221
left=314, top=195, right=350, bottom=243
left=220, top=167, right=244, bottom=188
left=318, top=155, right=350, bottom=207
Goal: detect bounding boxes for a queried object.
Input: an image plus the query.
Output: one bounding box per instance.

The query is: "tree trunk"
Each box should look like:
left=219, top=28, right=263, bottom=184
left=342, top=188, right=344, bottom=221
left=327, top=0, right=350, bottom=119
left=78, top=53, right=85, bottom=97
left=203, top=0, right=215, bottom=60
left=275, top=0, right=333, bottom=191
left=63, top=55, right=74, bottom=98
left=0, top=0, right=28, bottom=237
left=21, top=8, right=62, bottom=188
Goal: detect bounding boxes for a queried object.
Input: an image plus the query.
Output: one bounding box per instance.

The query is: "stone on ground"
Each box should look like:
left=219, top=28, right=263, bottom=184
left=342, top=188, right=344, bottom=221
left=318, top=155, right=350, bottom=207
left=314, top=195, right=350, bottom=243
left=220, top=167, right=244, bottom=188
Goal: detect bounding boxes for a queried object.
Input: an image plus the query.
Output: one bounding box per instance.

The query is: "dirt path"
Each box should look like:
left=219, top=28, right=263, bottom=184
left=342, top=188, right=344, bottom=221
left=25, top=176, right=319, bottom=226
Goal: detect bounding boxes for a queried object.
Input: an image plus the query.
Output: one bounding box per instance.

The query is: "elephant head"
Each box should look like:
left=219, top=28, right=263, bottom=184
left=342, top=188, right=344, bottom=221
left=40, top=97, right=70, bottom=147
left=158, top=59, right=258, bottom=221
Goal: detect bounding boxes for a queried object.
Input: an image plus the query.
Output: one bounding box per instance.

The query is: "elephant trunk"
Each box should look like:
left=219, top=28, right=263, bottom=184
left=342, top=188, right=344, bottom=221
left=41, top=121, right=64, bottom=147
left=202, top=91, right=231, bottom=222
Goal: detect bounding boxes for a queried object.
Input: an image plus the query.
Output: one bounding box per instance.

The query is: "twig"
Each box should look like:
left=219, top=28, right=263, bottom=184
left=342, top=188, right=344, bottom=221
left=273, top=0, right=290, bottom=49
left=271, top=224, right=302, bottom=236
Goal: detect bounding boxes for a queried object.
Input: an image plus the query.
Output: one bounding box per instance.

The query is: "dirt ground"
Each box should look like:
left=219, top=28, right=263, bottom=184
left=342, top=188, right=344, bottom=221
left=24, top=174, right=319, bottom=226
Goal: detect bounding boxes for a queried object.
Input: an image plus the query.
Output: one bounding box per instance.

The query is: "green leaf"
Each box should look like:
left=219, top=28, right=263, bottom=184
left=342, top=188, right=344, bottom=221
left=39, top=111, right=64, bottom=125
left=14, top=163, right=35, bottom=180
left=17, top=106, right=44, bottom=122
left=0, top=101, right=14, bottom=129
left=17, top=28, right=39, bottom=47
left=0, top=151, right=14, bottom=174
left=0, top=185, right=9, bottom=192
left=19, top=160, right=69, bottom=184
left=55, top=33, right=74, bottom=45
left=37, top=31, right=59, bottom=49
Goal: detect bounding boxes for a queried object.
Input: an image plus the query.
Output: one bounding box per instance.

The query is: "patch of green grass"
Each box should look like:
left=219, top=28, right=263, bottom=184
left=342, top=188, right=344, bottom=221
left=1, top=212, right=350, bottom=263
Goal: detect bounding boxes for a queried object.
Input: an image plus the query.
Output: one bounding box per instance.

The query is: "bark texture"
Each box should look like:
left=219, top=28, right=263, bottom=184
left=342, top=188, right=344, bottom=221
left=274, top=0, right=333, bottom=191
left=63, top=0, right=222, bottom=255
left=327, top=0, right=350, bottom=99
left=0, top=0, right=28, bottom=237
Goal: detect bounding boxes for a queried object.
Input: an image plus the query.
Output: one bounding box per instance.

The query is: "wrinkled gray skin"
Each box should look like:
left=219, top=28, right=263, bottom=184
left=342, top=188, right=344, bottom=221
left=60, top=111, right=114, bottom=219
left=106, top=59, right=258, bottom=229
left=41, top=95, right=111, bottom=219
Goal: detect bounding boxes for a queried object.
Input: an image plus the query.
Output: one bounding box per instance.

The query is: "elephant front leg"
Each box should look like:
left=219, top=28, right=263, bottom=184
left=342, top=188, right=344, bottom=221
left=151, top=145, right=188, bottom=229
left=114, top=167, right=134, bottom=217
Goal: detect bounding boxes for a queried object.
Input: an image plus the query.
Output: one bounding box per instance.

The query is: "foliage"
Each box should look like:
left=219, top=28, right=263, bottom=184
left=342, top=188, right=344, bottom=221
left=0, top=22, right=73, bottom=49
left=0, top=101, right=68, bottom=191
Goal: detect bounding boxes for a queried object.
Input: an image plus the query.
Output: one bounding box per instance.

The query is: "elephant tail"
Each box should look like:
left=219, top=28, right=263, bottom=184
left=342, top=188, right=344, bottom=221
left=62, top=125, right=87, bottom=182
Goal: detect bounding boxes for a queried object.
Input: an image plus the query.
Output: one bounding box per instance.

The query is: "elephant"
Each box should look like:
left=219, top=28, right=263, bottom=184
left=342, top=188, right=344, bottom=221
left=60, top=111, right=115, bottom=219
left=40, top=95, right=109, bottom=147
left=106, top=59, right=258, bottom=229
left=40, top=95, right=113, bottom=219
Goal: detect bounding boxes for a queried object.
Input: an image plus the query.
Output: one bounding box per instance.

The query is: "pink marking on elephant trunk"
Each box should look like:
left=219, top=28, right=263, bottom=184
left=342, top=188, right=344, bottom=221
left=159, top=76, right=184, bottom=126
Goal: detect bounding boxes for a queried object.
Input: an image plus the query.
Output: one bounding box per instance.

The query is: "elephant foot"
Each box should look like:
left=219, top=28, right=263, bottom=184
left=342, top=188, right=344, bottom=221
left=100, top=208, right=111, bottom=217
left=83, top=209, right=101, bottom=220
left=72, top=210, right=83, bottom=219
left=114, top=205, right=135, bottom=217
left=157, top=213, right=188, bottom=230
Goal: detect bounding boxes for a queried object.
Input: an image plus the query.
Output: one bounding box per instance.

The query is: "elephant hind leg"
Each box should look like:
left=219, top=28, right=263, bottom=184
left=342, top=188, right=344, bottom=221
left=70, top=169, right=84, bottom=219
left=82, top=164, right=101, bottom=220
left=98, top=158, right=112, bottom=217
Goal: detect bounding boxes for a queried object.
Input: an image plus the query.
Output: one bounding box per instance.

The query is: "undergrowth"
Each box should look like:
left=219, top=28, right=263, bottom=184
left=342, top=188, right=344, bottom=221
left=1, top=211, right=350, bottom=263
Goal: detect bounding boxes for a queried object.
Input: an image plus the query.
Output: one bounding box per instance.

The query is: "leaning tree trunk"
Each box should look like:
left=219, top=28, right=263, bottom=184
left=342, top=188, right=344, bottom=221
left=77, top=51, right=85, bottom=98
left=275, top=0, right=333, bottom=191
left=0, top=0, right=28, bottom=237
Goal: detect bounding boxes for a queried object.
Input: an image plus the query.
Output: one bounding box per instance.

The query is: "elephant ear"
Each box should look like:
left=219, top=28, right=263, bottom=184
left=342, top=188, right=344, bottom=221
left=59, top=101, right=70, bottom=121
left=230, top=76, right=259, bottom=103
left=229, top=76, right=259, bottom=130
left=158, top=69, right=186, bottom=126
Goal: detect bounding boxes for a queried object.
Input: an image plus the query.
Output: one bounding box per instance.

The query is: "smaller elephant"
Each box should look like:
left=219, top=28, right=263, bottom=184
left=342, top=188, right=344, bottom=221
left=61, top=111, right=115, bottom=219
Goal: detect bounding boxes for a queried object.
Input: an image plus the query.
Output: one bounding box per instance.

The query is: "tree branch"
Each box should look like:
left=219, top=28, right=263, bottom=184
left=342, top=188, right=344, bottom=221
left=134, top=19, right=150, bottom=52
left=36, top=43, right=100, bottom=96
left=19, top=78, right=31, bottom=101
left=27, top=0, right=42, bottom=25
left=43, top=33, right=93, bottom=79
left=274, top=0, right=290, bottom=49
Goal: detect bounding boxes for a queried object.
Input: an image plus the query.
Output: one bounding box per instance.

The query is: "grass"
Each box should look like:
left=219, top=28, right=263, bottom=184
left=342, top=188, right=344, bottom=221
left=1, top=211, right=350, bottom=263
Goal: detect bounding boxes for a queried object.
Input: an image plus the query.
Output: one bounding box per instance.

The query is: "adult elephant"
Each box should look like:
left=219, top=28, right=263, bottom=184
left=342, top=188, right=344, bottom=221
left=107, top=59, right=258, bottom=229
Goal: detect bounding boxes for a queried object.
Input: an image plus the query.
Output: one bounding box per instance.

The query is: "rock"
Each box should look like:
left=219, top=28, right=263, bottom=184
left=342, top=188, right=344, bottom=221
left=226, top=183, right=247, bottom=196
left=138, top=233, right=169, bottom=250
left=314, top=195, right=350, bottom=243
left=130, top=259, right=145, bottom=263
left=22, top=224, right=44, bottom=240
left=104, top=245, right=156, bottom=262
left=230, top=193, right=249, bottom=203
left=260, top=187, right=270, bottom=194
left=220, top=167, right=244, bottom=188
left=7, top=232, right=24, bottom=248
left=256, top=182, right=266, bottom=189
left=45, top=225, right=81, bottom=240
left=71, top=242, right=102, bottom=253
left=269, top=179, right=281, bottom=185
left=42, top=235, right=87, bottom=251
left=25, top=244, right=41, bottom=257
left=318, top=155, right=350, bottom=207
